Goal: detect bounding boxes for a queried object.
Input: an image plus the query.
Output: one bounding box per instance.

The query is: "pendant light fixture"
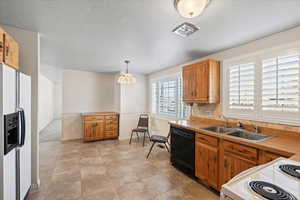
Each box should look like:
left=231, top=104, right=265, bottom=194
left=174, top=0, right=210, bottom=18
left=118, top=60, right=136, bottom=84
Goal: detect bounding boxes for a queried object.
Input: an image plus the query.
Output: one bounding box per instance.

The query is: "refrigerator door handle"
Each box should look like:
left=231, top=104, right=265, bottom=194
left=18, top=108, right=26, bottom=146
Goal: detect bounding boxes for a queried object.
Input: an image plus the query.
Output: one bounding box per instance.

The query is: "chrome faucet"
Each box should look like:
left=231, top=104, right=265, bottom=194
left=253, top=125, right=260, bottom=133
left=237, top=121, right=244, bottom=129
left=221, top=115, right=228, bottom=127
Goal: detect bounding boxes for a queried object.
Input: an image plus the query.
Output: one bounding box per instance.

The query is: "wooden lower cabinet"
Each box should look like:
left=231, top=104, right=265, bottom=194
left=222, top=153, right=256, bottom=184
left=194, top=132, right=289, bottom=191
left=195, top=134, right=219, bottom=189
left=195, top=142, right=219, bottom=189
left=258, top=150, right=283, bottom=164
left=84, top=121, right=95, bottom=141
left=82, top=113, right=119, bottom=142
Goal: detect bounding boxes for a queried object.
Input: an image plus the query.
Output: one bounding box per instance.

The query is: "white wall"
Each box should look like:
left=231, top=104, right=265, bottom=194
left=38, top=75, right=54, bottom=132
left=119, top=74, right=148, bottom=140
left=63, top=70, right=115, bottom=113
left=53, top=83, right=63, bottom=119
left=148, top=25, right=300, bottom=134
left=1, top=25, right=40, bottom=189
left=62, top=70, right=116, bottom=140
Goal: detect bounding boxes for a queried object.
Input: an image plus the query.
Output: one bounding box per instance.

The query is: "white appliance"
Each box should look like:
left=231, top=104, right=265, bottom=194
left=1, top=63, right=31, bottom=200
left=221, top=158, right=300, bottom=200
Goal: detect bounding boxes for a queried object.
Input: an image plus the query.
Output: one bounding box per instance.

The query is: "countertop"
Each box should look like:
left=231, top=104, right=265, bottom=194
left=169, top=119, right=300, bottom=162
left=81, top=112, right=119, bottom=116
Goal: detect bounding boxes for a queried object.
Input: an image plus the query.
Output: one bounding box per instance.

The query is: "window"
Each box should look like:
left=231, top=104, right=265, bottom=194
left=151, top=75, right=188, bottom=118
left=229, top=63, right=255, bottom=110
left=158, top=79, right=177, bottom=116
left=224, top=48, right=300, bottom=125
left=262, top=54, right=300, bottom=112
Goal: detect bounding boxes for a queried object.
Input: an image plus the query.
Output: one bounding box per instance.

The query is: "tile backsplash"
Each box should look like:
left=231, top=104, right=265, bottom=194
left=191, top=103, right=222, bottom=118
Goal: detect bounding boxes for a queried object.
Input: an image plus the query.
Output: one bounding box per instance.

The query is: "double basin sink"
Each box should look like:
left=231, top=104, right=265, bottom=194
left=201, top=126, right=272, bottom=142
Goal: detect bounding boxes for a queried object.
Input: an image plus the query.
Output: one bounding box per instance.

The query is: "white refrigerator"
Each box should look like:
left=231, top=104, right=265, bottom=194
left=1, top=63, right=31, bottom=200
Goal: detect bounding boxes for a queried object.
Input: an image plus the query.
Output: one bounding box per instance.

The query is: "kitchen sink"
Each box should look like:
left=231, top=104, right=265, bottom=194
left=202, top=126, right=234, bottom=134
left=201, top=126, right=272, bottom=142
left=226, top=129, right=272, bottom=142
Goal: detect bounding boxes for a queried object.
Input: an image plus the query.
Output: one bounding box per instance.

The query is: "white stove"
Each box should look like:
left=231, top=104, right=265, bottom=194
left=221, top=158, right=300, bottom=200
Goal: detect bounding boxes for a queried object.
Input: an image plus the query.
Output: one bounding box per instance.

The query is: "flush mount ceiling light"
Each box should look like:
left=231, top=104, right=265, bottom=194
left=173, top=22, right=199, bottom=37
left=118, top=60, right=136, bottom=84
left=174, top=0, right=210, bottom=18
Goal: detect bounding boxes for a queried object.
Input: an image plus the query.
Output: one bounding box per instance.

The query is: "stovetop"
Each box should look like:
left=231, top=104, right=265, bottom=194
left=249, top=181, right=297, bottom=200
left=279, top=164, right=300, bottom=179
left=221, top=158, right=300, bottom=200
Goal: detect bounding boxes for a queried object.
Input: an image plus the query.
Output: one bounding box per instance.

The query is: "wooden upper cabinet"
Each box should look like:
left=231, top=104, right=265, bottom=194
left=0, top=27, right=4, bottom=63
left=183, top=65, right=195, bottom=101
left=182, top=59, right=220, bottom=103
left=4, top=33, right=19, bottom=69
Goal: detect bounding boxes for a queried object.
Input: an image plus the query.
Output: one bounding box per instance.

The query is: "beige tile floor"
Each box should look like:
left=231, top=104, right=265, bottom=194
left=29, top=138, right=219, bottom=200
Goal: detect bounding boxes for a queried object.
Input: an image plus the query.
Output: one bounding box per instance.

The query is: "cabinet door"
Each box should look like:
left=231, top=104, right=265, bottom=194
left=183, top=65, right=195, bottom=101
left=0, top=28, right=4, bottom=62
left=258, top=151, right=281, bottom=164
left=84, top=122, right=95, bottom=141
left=194, top=61, right=209, bottom=101
left=208, top=146, right=219, bottom=188
left=94, top=120, right=105, bottom=139
left=195, top=142, right=208, bottom=180
left=4, top=33, right=19, bottom=69
left=222, top=153, right=256, bottom=185
left=195, top=142, right=219, bottom=189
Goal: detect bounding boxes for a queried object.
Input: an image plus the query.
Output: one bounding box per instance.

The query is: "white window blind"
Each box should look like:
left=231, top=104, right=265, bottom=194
left=151, top=75, right=188, bottom=118
left=262, top=54, right=300, bottom=112
left=159, top=79, right=177, bottom=116
left=229, top=63, right=255, bottom=110
left=178, top=77, right=188, bottom=118
left=151, top=82, right=158, bottom=113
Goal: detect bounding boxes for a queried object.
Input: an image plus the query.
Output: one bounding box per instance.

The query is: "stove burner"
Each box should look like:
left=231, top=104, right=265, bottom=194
left=249, top=181, right=297, bottom=200
left=279, top=164, right=300, bottom=179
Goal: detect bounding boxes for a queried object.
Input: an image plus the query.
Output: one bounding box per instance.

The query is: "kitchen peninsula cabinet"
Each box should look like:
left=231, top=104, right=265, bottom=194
left=183, top=59, right=220, bottom=103
left=82, top=112, right=119, bottom=142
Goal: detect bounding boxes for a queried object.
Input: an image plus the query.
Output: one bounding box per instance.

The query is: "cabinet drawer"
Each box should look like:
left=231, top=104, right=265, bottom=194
left=105, top=131, right=118, bottom=138
left=105, top=115, right=117, bottom=120
left=196, top=134, right=218, bottom=147
left=105, top=124, right=118, bottom=131
left=84, top=116, right=104, bottom=121
left=223, top=141, right=257, bottom=161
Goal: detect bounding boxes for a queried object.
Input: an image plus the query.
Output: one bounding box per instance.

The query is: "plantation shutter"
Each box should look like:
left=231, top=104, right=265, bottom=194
left=158, top=79, right=177, bottom=116
left=151, top=82, right=158, bottom=113
left=262, top=54, right=300, bottom=112
left=229, top=63, right=255, bottom=109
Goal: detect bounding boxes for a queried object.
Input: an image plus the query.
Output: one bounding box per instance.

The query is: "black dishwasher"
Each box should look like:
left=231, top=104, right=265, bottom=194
left=170, top=126, right=195, bottom=177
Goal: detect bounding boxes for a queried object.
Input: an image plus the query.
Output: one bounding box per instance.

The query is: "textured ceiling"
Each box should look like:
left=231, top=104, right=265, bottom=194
left=1, top=0, right=300, bottom=75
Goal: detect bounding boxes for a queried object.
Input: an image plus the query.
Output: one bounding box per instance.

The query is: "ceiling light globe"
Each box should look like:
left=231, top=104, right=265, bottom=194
left=175, top=0, right=209, bottom=18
